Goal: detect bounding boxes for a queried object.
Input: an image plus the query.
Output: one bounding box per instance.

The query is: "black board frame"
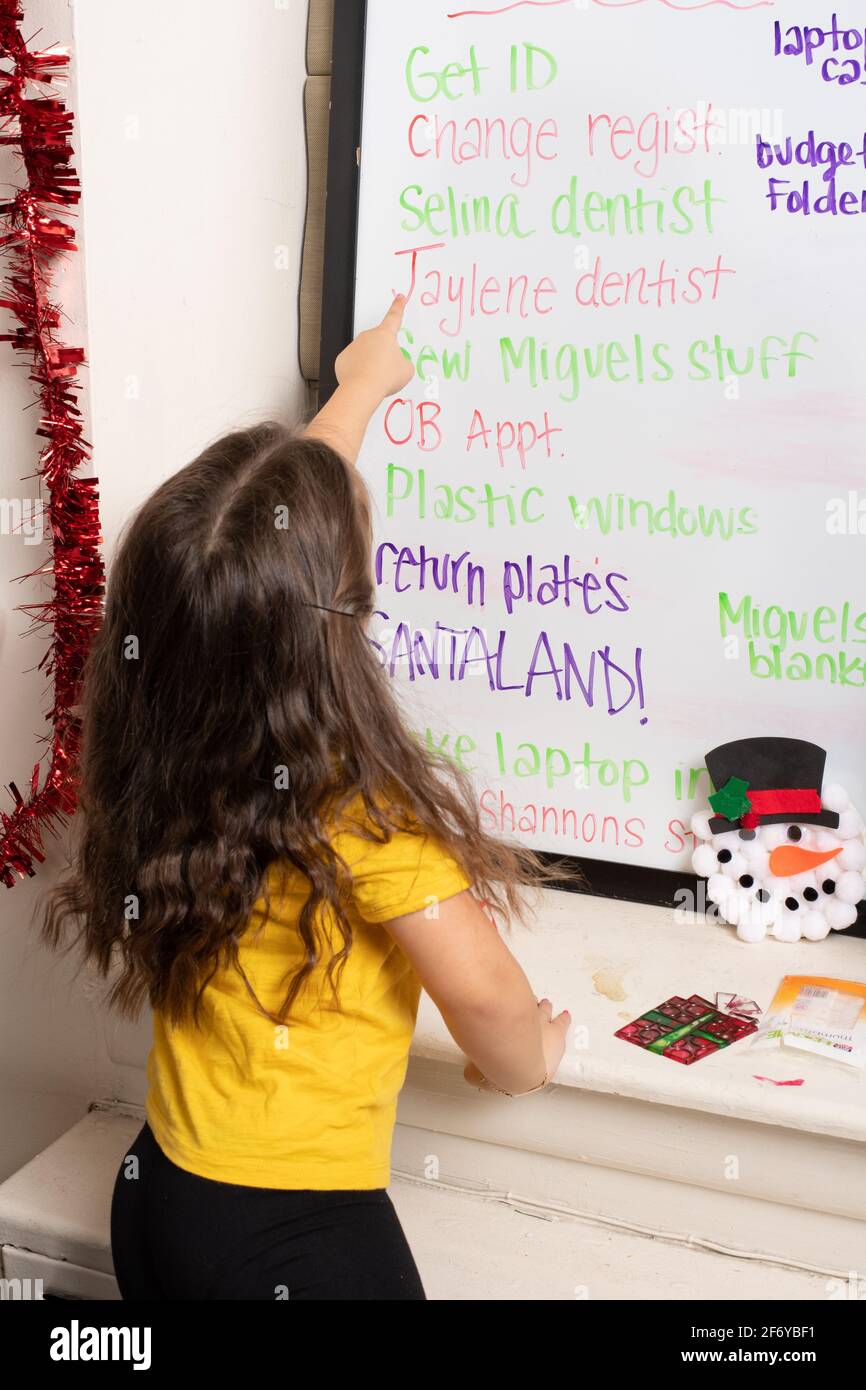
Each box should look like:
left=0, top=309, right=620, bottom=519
left=318, top=0, right=866, bottom=935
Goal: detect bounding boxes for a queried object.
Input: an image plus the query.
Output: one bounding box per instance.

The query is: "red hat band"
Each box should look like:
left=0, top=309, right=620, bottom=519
left=741, top=788, right=822, bottom=831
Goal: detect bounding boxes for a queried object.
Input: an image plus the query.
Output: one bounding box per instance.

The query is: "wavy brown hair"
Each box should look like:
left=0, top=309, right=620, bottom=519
left=41, top=424, right=567, bottom=1027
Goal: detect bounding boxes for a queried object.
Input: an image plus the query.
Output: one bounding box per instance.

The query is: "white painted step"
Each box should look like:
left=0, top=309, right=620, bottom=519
left=388, top=1176, right=837, bottom=1302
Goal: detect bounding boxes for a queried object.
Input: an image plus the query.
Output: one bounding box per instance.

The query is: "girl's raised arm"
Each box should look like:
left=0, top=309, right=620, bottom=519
left=304, top=295, right=414, bottom=465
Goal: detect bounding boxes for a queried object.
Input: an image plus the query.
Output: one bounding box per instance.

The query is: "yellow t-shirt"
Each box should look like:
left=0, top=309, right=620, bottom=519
left=145, top=810, right=470, bottom=1190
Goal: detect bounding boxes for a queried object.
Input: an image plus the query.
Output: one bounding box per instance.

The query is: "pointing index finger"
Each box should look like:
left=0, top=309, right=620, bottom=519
left=382, top=294, right=406, bottom=332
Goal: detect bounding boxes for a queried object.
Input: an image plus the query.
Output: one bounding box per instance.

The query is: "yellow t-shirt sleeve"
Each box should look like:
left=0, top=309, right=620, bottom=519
left=333, top=820, right=472, bottom=924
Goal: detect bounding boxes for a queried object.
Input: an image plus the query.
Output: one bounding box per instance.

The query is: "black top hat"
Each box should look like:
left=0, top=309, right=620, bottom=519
left=705, top=737, right=839, bottom=835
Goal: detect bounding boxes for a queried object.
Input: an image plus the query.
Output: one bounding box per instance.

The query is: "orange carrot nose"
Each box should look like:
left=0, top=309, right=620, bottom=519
left=769, top=844, right=841, bottom=878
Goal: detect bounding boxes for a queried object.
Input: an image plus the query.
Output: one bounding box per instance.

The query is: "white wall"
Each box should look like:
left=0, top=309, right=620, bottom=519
left=73, top=0, right=311, bottom=552
left=0, top=0, right=311, bottom=1165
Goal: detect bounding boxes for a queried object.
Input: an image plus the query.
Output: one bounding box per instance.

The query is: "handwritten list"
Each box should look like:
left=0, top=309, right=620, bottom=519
left=353, top=0, right=866, bottom=873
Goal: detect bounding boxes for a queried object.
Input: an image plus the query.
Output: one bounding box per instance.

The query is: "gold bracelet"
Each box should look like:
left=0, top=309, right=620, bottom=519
left=478, top=1070, right=549, bottom=1098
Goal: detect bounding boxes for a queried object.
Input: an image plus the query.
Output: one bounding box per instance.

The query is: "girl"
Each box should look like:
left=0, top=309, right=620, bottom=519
left=43, top=296, right=571, bottom=1301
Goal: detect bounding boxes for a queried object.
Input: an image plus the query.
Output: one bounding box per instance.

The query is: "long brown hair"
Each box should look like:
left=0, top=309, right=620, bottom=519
left=42, top=423, right=564, bottom=1026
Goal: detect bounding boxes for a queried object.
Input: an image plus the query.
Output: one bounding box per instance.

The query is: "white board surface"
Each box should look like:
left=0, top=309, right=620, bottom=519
left=352, top=0, right=866, bottom=876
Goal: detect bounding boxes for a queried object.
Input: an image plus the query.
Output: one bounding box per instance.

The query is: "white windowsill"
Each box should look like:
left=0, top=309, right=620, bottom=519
left=412, top=889, right=866, bottom=1145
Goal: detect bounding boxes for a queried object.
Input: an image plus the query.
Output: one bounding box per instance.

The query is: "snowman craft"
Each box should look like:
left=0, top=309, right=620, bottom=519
left=691, top=738, right=866, bottom=943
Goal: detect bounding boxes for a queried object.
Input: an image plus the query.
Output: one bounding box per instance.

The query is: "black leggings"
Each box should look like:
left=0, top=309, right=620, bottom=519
left=110, top=1123, right=426, bottom=1301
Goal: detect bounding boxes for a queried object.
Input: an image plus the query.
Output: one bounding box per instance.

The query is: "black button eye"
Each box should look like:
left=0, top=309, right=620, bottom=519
left=739, top=874, right=754, bottom=888
left=756, top=889, right=771, bottom=904
left=787, top=826, right=802, bottom=842
left=803, top=887, right=819, bottom=902
left=717, top=849, right=732, bottom=864
left=785, top=897, right=799, bottom=911
left=739, top=829, right=756, bottom=841
left=822, top=879, right=836, bottom=895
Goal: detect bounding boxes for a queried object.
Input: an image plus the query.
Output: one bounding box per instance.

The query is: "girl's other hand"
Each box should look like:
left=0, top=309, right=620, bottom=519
left=463, top=998, right=570, bottom=1095
left=335, top=295, right=415, bottom=403
left=536, top=997, right=570, bottom=1082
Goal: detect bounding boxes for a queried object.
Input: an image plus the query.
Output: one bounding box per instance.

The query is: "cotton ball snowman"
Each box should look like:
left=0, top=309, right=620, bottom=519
left=691, top=738, right=866, bottom=944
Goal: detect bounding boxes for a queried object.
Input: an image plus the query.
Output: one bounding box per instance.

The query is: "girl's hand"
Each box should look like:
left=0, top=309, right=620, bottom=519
left=463, top=998, right=570, bottom=1095
left=335, top=295, right=415, bottom=403
left=537, top=997, right=570, bottom=1081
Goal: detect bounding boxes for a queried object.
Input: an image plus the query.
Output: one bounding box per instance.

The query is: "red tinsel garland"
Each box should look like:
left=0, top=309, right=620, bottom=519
left=0, top=0, right=103, bottom=887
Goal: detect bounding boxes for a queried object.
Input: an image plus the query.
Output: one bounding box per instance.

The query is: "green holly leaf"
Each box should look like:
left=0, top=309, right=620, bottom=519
left=709, top=776, right=752, bottom=822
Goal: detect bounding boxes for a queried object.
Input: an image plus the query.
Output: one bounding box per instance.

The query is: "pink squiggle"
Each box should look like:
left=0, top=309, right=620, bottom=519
left=449, top=0, right=581, bottom=14
left=753, top=1075, right=806, bottom=1087
left=448, top=0, right=772, bottom=18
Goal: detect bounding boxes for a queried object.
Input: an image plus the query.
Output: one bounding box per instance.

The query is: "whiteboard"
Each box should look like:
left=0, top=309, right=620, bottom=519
left=346, top=0, right=866, bottom=884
